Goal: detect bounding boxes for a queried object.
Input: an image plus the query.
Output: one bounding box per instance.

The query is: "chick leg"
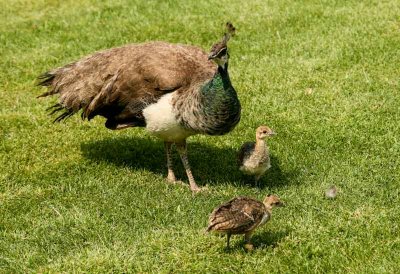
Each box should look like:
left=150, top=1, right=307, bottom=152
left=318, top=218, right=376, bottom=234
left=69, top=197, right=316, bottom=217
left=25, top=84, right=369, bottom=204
left=227, top=233, right=232, bottom=248
left=244, top=232, right=254, bottom=251
left=254, top=174, right=263, bottom=187
left=176, top=140, right=201, bottom=193
left=164, top=142, right=177, bottom=183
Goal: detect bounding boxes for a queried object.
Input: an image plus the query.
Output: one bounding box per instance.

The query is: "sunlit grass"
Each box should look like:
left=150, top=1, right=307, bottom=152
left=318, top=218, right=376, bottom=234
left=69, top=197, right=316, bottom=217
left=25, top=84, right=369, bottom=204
left=1, top=0, right=399, bottom=272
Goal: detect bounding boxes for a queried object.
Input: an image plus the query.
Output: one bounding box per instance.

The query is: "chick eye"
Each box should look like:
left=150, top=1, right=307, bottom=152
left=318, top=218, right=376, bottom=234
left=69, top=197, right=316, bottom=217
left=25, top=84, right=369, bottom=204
left=263, top=131, right=267, bottom=133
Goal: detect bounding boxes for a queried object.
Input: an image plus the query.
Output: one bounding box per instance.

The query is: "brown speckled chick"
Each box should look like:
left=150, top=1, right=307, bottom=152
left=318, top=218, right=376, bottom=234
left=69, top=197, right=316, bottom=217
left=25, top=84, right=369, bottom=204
left=238, top=126, right=276, bottom=183
left=207, top=194, right=284, bottom=250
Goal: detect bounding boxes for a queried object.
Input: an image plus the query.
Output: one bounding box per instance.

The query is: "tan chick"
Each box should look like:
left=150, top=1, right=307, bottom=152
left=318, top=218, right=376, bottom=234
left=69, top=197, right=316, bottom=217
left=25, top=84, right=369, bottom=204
left=238, top=126, right=276, bottom=184
left=207, top=194, right=284, bottom=250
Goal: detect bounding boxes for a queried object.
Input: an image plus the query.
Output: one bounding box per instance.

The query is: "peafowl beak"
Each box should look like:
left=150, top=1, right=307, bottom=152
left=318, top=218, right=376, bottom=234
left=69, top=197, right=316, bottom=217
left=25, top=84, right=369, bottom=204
left=277, top=201, right=285, bottom=207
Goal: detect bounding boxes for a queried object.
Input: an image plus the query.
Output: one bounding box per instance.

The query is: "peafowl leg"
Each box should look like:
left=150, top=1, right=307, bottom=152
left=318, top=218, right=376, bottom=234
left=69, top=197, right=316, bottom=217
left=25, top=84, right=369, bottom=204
left=176, top=140, right=201, bottom=193
left=164, top=142, right=177, bottom=183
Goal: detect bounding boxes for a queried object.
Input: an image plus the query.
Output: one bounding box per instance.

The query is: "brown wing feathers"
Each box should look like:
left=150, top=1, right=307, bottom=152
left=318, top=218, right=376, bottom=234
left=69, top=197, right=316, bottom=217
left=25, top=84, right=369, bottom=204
left=207, top=197, right=266, bottom=234
left=237, top=142, right=255, bottom=166
left=37, top=42, right=215, bottom=127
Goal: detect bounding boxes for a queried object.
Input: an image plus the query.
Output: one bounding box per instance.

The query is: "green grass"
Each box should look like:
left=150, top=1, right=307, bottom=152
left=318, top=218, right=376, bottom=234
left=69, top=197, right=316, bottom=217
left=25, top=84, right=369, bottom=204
left=1, top=0, right=400, bottom=272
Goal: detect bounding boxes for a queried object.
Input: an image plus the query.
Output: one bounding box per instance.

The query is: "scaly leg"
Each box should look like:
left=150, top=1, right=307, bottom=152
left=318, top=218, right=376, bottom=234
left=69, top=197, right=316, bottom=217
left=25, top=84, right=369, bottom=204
left=176, top=140, right=201, bottom=193
left=164, top=142, right=177, bottom=183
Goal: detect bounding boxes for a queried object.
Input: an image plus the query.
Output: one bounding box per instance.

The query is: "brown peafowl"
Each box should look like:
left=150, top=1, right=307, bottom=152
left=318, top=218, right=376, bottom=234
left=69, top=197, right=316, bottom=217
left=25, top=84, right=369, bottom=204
left=207, top=194, right=284, bottom=250
left=37, top=23, right=241, bottom=193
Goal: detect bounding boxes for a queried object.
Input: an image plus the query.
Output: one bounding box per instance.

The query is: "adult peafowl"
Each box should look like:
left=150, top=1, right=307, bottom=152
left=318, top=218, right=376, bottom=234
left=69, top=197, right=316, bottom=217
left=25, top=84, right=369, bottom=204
left=37, top=23, right=241, bottom=193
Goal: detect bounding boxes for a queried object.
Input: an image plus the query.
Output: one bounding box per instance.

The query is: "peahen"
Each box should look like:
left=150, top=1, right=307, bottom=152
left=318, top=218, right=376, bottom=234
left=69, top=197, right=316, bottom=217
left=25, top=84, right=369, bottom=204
left=37, top=23, right=241, bottom=193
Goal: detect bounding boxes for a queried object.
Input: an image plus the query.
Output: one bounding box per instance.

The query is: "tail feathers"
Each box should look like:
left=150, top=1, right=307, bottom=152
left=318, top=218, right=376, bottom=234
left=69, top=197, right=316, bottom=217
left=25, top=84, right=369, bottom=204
left=47, top=103, right=64, bottom=115
left=46, top=103, right=74, bottom=123
left=37, top=72, right=55, bottom=87
left=37, top=72, right=56, bottom=98
left=37, top=72, right=74, bottom=122
left=53, top=110, right=74, bottom=123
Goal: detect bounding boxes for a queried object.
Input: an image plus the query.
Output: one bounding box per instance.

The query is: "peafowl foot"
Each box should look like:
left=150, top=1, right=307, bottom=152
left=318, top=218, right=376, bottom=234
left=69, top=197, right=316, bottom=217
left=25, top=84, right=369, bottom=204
left=167, top=172, right=177, bottom=183
left=190, top=184, right=208, bottom=194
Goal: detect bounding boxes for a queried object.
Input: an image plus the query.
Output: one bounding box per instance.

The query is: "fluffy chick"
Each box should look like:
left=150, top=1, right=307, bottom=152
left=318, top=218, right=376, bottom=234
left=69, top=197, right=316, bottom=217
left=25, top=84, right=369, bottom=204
left=238, top=126, right=276, bottom=184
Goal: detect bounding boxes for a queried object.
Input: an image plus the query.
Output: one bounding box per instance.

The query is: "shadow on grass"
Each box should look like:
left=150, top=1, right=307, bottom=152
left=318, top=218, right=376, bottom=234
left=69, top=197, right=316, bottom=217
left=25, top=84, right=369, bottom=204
left=81, top=136, right=298, bottom=188
left=251, top=229, right=290, bottom=249
left=220, top=229, right=289, bottom=252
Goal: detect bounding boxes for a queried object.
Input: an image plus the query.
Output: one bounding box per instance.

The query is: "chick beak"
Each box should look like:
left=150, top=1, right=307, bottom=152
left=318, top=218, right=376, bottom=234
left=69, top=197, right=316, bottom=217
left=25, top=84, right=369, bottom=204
left=269, top=131, right=276, bottom=136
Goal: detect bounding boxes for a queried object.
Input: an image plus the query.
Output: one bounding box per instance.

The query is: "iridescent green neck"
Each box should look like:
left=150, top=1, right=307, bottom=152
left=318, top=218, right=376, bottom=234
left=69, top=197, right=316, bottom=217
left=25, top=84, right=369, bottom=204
left=198, top=65, right=241, bottom=135
left=201, top=65, right=233, bottom=96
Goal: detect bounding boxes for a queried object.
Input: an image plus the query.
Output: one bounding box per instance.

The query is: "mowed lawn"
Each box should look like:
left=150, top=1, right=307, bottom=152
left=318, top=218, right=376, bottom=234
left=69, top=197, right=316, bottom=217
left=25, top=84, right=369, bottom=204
left=1, top=0, right=399, bottom=272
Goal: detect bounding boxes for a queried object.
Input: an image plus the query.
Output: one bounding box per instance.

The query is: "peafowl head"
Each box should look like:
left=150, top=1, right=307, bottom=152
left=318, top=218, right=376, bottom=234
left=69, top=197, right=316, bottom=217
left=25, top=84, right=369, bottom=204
left=208, top=22, right=236, bottom=70
left=263, top=194, right=285, bottom=208
left=256, top=125, right=276, bottom=140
